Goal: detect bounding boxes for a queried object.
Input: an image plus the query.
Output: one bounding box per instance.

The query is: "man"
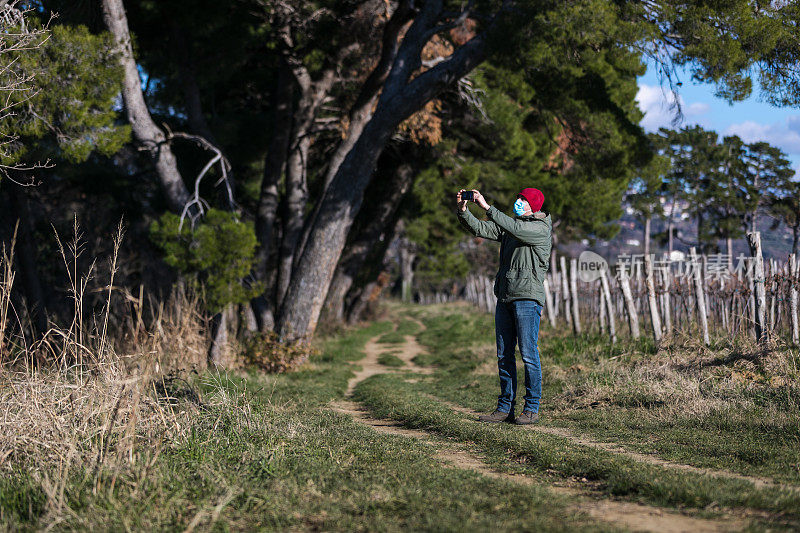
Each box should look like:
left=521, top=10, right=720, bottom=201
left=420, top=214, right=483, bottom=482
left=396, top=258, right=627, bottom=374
left=455, top=188, right=552, bottom=425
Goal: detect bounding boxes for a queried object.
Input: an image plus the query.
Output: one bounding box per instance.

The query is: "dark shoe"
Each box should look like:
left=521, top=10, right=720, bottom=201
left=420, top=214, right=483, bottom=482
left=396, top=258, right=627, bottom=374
left=514, top=411, right=539, bottom=425
left=478, top=409, right=514, bottom=423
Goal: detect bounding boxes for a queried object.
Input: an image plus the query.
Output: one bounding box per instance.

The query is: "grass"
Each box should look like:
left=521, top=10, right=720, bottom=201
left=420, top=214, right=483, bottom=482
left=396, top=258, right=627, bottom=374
left=344, top=302, right=800, bottom=528
left=378, top=352, right=405, bottom=367
left=355, top=372, right=800, bottom=518
left=1, top=314, right=613, bottom=531
left=402, top=304, right=800, bottom=486
left=7, top=281, right=800, bottom=530
left=376, top=318, right=422, bottom=344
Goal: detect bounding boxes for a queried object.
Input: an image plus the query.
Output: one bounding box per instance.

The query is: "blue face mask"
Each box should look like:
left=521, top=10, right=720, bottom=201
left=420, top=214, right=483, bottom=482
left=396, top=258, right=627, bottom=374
left=513, top=198, right=527, bottom=216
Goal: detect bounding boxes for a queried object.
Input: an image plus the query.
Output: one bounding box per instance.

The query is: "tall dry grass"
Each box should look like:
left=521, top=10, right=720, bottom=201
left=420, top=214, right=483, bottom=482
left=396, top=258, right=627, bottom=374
left=548, top=323, right=800, bottom=421
left=0, top=221, right=230, bottom=525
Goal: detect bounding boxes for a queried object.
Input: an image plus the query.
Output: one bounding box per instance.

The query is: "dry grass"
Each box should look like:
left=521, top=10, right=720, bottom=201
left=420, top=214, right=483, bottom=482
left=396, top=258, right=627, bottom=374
left=0, top=222, right=239, bottom=526
left=547, top=322, right=800, bottom=420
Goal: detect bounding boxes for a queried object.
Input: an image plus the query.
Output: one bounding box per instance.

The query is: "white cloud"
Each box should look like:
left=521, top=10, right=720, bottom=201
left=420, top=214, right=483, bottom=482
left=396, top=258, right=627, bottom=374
left=636, top=84, right=710, bottom=132
left=724, top=117, right=800, bottom=156
left=686, top=102, right=710, bottom=115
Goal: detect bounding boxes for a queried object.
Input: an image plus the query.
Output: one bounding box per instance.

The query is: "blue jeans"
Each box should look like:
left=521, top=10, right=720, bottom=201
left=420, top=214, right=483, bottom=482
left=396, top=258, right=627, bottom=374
left=494, top=299, right=542, bottom=414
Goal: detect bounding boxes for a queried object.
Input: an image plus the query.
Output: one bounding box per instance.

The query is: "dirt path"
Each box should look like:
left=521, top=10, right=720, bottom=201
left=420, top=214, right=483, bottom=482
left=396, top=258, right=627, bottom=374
left=436, top=398, right=798, bottom=494
left=331, top=319, right=741, bottom=533
left=343, top=330, right=432, bottom=397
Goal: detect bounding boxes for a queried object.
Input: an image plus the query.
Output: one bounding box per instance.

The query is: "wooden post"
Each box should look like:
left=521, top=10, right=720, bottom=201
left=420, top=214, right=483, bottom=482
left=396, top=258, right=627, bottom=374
left=600, top=269, right=616, bottom=343
left=644, top=254, right=662, bottom=343
left=660, top=260, right=672, bottom=336
left=617, top=266, right=640, bottom=339
left=569, top=257, right=581, bottom=334
left=768, top=258, right=776, bottom=332
left=746, top=266, right=756, bottom=339
left=560, top=255, right=572, bottom=326
left=484, top=276, right=495, bottom=314
left=747, top=232, right=767, bottom=345
left=598, top=282, right=607, bottom=335
left=550, top=256, right=560, bottom=319
left=543, top=278, right=556, bottom=328
left=701, top=253, right=710, bottom=320
left=689, top=247, right=710, bottom=346
left=791, top=254, right=798, bottom=346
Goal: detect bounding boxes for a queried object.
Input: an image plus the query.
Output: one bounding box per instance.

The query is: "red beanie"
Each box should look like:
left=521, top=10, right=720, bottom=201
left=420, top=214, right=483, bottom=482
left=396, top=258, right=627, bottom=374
left=518, top=188, right=544, bottom=212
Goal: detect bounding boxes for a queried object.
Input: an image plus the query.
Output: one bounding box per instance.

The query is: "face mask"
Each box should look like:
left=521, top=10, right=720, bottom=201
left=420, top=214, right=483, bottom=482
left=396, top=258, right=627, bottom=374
left=513, top=198, right=527, bottom=216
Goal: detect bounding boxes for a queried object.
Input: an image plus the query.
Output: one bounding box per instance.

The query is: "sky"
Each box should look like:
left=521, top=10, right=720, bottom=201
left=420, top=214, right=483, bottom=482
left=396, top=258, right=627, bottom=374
left=636, top=61, right=800, bottom=177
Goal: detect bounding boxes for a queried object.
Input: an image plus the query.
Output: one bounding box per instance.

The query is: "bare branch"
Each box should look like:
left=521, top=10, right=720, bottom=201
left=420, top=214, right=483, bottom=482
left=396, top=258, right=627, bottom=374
left=0, top=1, right=52, bottom=179
left=169, top=131, right=236, bottom=230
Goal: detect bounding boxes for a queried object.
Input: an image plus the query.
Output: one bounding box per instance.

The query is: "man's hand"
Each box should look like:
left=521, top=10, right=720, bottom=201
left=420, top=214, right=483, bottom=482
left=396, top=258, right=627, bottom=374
left=472, top=190, right=490, bottom=211
left=456, top=189, right=468, bottom=212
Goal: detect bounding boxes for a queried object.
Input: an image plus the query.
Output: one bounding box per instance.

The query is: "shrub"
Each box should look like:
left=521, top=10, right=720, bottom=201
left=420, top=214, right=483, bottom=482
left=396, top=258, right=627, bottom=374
left=242, top=331, right=317, bottom=373
left=150, top=209, right=262, bottom=313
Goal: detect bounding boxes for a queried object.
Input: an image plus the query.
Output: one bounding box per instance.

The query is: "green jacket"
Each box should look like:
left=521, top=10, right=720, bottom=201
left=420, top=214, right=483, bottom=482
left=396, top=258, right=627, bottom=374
left=457, top=205, right=552, bottom=306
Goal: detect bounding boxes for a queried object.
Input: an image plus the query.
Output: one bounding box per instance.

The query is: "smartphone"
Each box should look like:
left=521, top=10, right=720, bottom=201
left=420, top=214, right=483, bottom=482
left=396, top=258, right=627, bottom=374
left=461, top=191, right=474, bottom=202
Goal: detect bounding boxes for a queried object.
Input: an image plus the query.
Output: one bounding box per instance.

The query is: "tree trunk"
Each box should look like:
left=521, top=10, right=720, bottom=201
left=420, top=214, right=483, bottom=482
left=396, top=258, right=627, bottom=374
left=400, top=240, right=416, bottom=303
left=320, top=162, right=415, bottom=324
left=170, top=22, right=237, bottom=209
left=747, top=232, right=767, bottom=345
left=292, top=2, right=414, bottom=265
left=275, top=135, right=310, bottom=309
left=793, top=224, right=799, bottom=256
left=170, top=22, right=217, bottom=145
left=643, top=254, right=662, bottom=342
left=643, top=216, right=651, bottom=256
left=101, top=0, right=191, bottom=212
left=252, top=64, right=293, bottom=331
left=696, top=211, right=704, bottom=254
left=276, top=11, right=489, bottom=341
left=207, top=305, right=231, bottom=366
left=726, top=237, right=734, bottom=271
left=550, top=245, right=559, bottom=318
left=345, top=214, right=405, bottom=324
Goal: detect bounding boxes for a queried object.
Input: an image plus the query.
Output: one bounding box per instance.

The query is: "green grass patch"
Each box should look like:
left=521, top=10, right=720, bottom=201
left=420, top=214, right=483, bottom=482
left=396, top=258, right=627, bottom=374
left=354, top=372, right=800, bottom=519
left=378, top=353, right=405, bottom=367
left=377, top=318, right=423, bottom=344
left=402, top=304, right=800, bottom=487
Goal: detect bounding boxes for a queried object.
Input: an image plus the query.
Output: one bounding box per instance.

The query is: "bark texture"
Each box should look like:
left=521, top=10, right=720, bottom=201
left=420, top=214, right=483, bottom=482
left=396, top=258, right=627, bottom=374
left=320, top=163, right=414, bottom=325
left=101, top=0, right=191, bottom=212
left=277, top=1, right=491, bottom=341
left=253, top=65, right=294, bottom=331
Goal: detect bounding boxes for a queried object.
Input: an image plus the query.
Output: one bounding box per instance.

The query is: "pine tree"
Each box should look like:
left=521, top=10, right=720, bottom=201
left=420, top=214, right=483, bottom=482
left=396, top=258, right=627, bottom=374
left=627, top=134, right=669, bottom=255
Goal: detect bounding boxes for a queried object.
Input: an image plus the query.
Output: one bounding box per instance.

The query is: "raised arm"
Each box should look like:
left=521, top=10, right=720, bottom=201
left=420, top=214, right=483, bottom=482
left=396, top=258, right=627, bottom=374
left=457, top=207, right=502, bottom=241
left=485, top=206, right=549, bottom=246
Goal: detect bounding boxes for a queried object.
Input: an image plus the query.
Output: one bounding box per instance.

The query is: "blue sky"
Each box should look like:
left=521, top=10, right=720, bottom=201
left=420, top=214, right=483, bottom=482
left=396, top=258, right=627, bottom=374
left=636, top=61, right=800, bottom=176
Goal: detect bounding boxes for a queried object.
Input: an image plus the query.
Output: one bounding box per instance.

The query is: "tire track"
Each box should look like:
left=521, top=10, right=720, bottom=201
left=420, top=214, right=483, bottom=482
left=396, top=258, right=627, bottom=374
left=331, top=316, right=741, bottom=533
left=434, top=395, right=800, bottom=493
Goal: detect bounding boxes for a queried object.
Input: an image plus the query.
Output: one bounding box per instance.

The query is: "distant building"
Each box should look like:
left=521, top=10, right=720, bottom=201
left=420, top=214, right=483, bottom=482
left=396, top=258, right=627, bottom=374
left=669, top=250, right=685, bottom=262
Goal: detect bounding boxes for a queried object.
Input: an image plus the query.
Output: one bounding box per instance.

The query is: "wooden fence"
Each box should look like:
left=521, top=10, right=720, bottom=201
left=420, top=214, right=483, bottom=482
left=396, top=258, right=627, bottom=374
left=458, top=231, right=800, bottom=346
